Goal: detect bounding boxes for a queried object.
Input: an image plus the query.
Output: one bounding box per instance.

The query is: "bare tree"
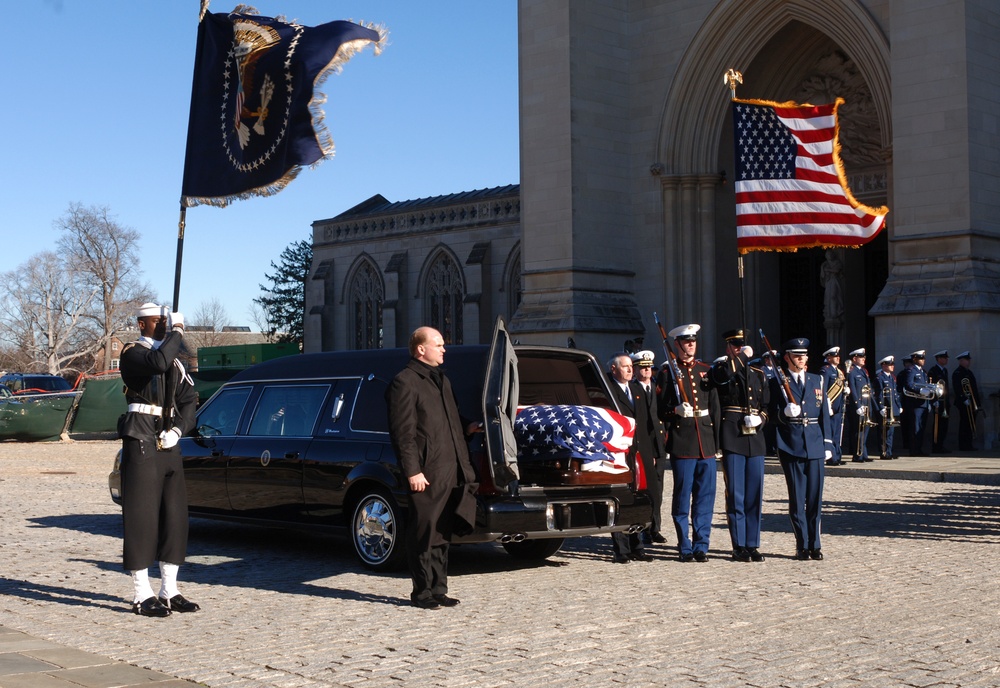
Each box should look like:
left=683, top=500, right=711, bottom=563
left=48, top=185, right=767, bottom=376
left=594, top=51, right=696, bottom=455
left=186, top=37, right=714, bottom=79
left=56, top=203, right=152, bottom=370
left=247, top=301, right=277, bottom=343
left=189, top=298, right=240, bottom=348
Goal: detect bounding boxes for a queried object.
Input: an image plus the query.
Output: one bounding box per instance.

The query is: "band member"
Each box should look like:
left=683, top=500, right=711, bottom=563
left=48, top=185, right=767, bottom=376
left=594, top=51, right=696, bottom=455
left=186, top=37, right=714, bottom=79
left=709, top=329, right=769, bottom=562
left=901, top=349, right=932, bottom=456
left=875, top=355, right=902, bottom=460
left=898, top=356, right=913, bottom=451
left=768, top=338, right=833, bottom=560
left=658, top=323, right=720, bottom=562
left=820, top=346, right=847, bottom=466
left=927, top=350, right=950, bottom=453
left=846, top=348, right=874, bottom=463
left=952, top=351, right=981, bottom=451
left=629, top=350, right=668, bottom=546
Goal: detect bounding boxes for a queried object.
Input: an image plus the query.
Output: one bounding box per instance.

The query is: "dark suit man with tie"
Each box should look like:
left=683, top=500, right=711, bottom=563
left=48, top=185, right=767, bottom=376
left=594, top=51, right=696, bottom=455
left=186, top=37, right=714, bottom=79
left=629, top=350, right=667, bottom=544
left=606, top=353, right=652, bottom=563
left=768, top=338, right=833, bottom=561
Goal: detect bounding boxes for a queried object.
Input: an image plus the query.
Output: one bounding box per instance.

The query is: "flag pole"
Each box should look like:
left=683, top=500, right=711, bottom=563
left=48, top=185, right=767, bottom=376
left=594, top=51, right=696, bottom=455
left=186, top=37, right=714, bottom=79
left=172, top=206, right=186, bottom=310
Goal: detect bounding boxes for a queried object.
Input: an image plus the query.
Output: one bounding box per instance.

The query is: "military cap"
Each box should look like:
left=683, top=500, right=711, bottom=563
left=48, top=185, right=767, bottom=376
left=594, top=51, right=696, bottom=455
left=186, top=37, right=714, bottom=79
left=957, top=351, right=971, bottom=360
left=879, top=355, right=895, bottom=365
left=713, top=355, right=728, bottom=365
left=910, top=349, right=927, bottom=359
left=668, top=323, right=700, bottom=340
left=848, top=347, right=866, bottom=358
left=136, top=302, right=166, bottom=319
left=934, top=350, right=949, bottom=358
left=722, top=328, right=745, bottom=345
left=783, top=338, right=809, bottom=354
left=630, top=350, right=656, bottom=367
left=823, top=346, right=841, bottom=357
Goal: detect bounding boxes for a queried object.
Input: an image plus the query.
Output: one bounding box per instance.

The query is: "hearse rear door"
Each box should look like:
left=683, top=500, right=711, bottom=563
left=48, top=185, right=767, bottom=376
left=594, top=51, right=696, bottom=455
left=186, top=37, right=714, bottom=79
left=482, top=317, right=519, bottom=493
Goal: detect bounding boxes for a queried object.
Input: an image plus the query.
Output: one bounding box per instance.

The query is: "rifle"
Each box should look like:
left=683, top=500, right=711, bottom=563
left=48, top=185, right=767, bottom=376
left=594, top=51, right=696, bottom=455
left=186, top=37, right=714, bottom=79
left=758, top=329, right=795, bottom=405
left=653, top=312, right=689, bottom=406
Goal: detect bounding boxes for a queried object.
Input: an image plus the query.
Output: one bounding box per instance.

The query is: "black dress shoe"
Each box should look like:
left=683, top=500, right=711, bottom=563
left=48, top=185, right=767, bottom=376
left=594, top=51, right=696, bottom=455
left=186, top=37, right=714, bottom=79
left=651, top=532, right=668, bottom=544
left=732, top=548, right=751, bottom=562
left=851, top=457, right=866, bottom=463
left=613, top=556, right=631, bottom=564
left=795, top=549, right=811, bottom=560
left=748, top=548, right=765, bottom=562
left=411, top=597, right=441, bottom=609
left=132, top=597, right=171, bottom=617
left=693, top=550, right=708, bottom=562
left=810, top=549, right=824, bottom=560
left=630, top=552, right=654, bottom=562
left=825, top=459, right=842, bottom=466
left=679, top=552, right=694, bottom=562
left=159, top=594, right=200, bottom=613
left=433, top=594, right=460, bottom=607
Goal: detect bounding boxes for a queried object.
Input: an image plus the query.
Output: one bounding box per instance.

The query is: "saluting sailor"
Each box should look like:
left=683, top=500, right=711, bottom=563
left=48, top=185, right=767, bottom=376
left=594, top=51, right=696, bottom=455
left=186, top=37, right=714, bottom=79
left=875, top=355, right=902, bottom=460
left=820, top=346, right=847, bottom=466
left=118, top=303, right=200, bottom=617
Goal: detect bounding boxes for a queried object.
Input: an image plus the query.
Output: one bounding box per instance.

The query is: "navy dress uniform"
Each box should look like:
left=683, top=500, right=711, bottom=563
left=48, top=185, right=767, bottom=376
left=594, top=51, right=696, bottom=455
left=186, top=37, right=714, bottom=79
left=658, top=323, right=720, bottom=562
left=629, top=350, right=667, bottom=544
left=708, top=329, right=769, bottom=562
left=952, top=352, right=981, bottom=451
left=767, top=338, right=833, bottom=560
left=927, top=350, right=950, bottom=453
left=820, top=346, right=847, bottom=466
left=901, top=350, right=932, bottom=456
left=845, top=348, right=874, bottom=463
left=874, top=355, right=902, bottom=460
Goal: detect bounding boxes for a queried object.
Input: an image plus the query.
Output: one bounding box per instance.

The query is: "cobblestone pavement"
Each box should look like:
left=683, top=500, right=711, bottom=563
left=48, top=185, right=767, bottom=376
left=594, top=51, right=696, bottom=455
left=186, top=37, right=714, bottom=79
left=2, top=440, right=1000, bottom=687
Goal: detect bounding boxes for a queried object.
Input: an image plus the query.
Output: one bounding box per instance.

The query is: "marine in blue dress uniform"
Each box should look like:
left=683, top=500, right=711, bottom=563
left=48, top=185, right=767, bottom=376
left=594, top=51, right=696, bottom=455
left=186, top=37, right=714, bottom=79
left=845, top=348, right=874, bottom=463
left=708, top=329, right=769, bottom=562
left=767, top=338, right=833, bottom=561
left=820, top=346, right=847, bottom=466
left=874, top=355, right=902, bottom=460
left=658, top=323, right=720, bottom=562
left=901, top=350, right=932, bottom=456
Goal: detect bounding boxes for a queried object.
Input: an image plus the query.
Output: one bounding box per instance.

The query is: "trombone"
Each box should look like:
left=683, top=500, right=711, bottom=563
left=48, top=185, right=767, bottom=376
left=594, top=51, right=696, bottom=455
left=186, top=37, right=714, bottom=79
left=881, top=384, right=900, bottom=458
left=856, top=384, right=877, bottom=456
left=962, top=377, right=979, bottom=435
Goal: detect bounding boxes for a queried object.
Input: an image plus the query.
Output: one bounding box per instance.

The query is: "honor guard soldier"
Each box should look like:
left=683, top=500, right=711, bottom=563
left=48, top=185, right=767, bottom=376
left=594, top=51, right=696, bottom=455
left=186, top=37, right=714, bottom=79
left=846, top=348, right=874, bottom=463
left=875, top=355, right=902, bottom=460
left=927, top=350, right=950, bottom=453
left=118, top=303, right=200, bottom=617
left=820, top=346, right=847, bottom=466
left=952, top=351, right=981, bottom=451
left=629, top=350, right=668, bottom=545
left=901, top=350, right=933, bottom=456
left=658, top=323, right=720, bottom=562
left=708, top=329, right=769, bottom=562
left=767, top=338, right=833, bottom=561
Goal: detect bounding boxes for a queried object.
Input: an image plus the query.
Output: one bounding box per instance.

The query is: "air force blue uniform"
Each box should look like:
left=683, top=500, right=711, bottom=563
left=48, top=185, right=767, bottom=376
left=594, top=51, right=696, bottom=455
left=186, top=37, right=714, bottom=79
left=901, top=359, right=931, bottom=456
left=846, top=364, right=873, bottom=461
left=820, top=360, right=847, bottom=464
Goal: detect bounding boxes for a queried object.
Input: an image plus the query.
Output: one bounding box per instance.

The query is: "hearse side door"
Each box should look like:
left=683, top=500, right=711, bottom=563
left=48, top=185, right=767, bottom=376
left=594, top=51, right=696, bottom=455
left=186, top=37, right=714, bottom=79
left=482, top=317, right=520, bottom=493
left=184, top=385, right=253, bottom=512
left=225, top=383, right=329, bottom=521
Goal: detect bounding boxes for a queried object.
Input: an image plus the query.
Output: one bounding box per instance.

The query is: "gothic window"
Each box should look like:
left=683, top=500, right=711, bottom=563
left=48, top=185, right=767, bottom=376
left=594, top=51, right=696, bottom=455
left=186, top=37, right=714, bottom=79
left=425, top=252, right=464, bottom=345
left=349, top=261, right=384, bottom=350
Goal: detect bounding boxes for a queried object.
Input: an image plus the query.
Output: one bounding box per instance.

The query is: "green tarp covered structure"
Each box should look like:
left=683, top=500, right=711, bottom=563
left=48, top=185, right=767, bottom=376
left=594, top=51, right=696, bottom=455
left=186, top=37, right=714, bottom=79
left=71, top=374, right=127, bottom=434
left=0, top=393, right=78, bottom=442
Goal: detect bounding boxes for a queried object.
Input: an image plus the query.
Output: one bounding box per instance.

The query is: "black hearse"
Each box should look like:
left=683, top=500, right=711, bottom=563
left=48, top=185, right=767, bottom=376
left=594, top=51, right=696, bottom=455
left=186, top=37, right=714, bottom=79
left=109, top=321, right=651, bottom=570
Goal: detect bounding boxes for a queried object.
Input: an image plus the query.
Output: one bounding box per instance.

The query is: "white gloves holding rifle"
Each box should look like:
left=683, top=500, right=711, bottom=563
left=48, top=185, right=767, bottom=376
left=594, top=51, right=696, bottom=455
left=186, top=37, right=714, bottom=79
left=674, top=402, right=694, bottom=418
left=783, top=403, right=802, bottom=418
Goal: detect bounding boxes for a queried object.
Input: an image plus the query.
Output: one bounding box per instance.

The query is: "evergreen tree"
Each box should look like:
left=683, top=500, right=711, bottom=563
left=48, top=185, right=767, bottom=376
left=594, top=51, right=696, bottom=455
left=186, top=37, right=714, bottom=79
left=254, top=239, right=312, bottom=345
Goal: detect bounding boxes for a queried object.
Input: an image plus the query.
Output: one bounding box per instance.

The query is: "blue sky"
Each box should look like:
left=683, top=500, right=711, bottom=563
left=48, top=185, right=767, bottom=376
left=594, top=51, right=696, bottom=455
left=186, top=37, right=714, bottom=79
left=3, top=1, right=519, bottom=328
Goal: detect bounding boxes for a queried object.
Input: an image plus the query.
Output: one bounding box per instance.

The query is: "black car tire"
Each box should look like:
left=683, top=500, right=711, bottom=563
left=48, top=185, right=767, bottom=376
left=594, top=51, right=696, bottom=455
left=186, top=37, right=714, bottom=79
left=350, top=488, right=406, bottom=572
left=501, top=538, right=565, bottom=560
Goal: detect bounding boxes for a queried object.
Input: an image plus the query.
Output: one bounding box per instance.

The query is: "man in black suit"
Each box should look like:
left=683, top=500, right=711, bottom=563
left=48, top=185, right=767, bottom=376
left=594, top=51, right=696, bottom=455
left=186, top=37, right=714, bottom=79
left=386, top=327, right=480, bottom=609
left=629, top=350, right=667, bottom=545
left=606, top=352, right=652, bottom=563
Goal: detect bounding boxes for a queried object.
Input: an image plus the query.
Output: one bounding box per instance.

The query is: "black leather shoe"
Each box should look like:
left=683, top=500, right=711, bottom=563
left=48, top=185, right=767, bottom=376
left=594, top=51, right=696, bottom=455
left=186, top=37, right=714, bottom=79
left=679, top=552, right=694, bottom=562
left=748, top=548, right=765, bottom=562
left=630, top=552, right=654, bottom=562
left=693, top=550, right=708, bottom=562
left=159, top=594, right=200, bottom=613
left=825, top=459, right=842, bottom=466
left=613, top=556, right=631, bottom=564
left=411, top=597, right=441, bottom=609
left=651, top=532, right=668, bottom=544
left=795, top=549, right=811, bottom=560
left=433, top=594, right=460, bottom=607
left=732, top=548, right=751, bottom=562
left=132, top=597, right=170, bottom=617
left=851, top=457, right=865, bottom=463
left=810, top=549, right=824, bottom=561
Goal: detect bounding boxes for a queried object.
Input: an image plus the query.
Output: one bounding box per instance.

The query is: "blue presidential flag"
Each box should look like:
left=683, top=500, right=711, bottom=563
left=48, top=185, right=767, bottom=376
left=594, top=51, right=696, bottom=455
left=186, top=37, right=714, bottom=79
left=514, top=405, right=634, bottom=473
left=181, top=9, right=382, bottom=207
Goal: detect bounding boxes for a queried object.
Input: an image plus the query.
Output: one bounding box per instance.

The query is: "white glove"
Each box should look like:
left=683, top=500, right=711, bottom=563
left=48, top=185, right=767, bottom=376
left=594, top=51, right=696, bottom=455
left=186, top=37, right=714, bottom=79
left=168, top=312, right=185, bottom=331
left=880, top=408, right=887, bottom=417
left=158, top=427, right=182, bottom=449
left=783, top=403, right=801, bottom=418
left=856, top=407, right=866, bottom=416
left=824, top=449, right=833, bottom=460
left=743, top=414, right=763, bottom=428
left=674, top=402, right=694, bottom=418
left=741, top=345, right=754, bottom=358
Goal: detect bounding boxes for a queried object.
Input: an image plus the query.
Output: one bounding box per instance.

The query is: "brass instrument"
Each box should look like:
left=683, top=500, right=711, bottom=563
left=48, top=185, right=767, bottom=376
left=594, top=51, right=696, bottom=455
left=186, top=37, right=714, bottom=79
left=903, top=380, right=945, bottom=401
left=962, top=377, right=979, bottom=435
left=856, top=384, right=877, bottom=456
left=881, top=384, right=900, bottom=458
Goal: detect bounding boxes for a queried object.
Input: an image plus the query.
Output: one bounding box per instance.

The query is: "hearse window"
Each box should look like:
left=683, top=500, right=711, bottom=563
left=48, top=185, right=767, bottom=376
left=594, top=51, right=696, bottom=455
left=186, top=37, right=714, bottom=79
left=247, top=385, right=329, bottom=437
left=351, top=376, right=390, bottom=434
left=197, top=386, right=251, bottom=437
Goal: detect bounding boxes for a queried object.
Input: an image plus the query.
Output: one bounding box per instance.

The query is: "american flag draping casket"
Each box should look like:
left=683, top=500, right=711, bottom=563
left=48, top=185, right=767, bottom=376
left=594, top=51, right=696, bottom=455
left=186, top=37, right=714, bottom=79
left=514, top=404, right=635, bottom=473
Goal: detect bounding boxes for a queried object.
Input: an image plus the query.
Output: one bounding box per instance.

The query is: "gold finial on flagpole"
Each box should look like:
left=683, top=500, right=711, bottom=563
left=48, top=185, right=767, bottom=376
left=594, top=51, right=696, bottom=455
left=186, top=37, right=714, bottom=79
left=724, top=69, right=743, bottom=100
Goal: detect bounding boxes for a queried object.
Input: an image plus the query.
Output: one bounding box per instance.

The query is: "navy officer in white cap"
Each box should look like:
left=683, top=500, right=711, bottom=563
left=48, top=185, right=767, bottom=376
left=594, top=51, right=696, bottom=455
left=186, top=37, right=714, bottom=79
left=767, top=337, right=833, bottom=561
left=118, top=302, right=199, bottom=617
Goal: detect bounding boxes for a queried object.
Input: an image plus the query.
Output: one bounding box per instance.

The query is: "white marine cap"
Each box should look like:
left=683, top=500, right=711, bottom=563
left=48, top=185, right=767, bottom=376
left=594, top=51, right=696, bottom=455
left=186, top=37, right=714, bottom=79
left=713, top=355, right=727, bottom=365
left=848, top=347, right=866, bottom=358
left=879, top=355, right=895, bottom=365
left=135, top=302, right=167, bottom=318
left=668, top=323, right=701, bottom=340
left=823, top=346, right=841, bottom=357
left=629, top=350, right=656, bottom=367
left=910, top=349, right=927, bottom=359
left=934, top=350, right=949, bottom=358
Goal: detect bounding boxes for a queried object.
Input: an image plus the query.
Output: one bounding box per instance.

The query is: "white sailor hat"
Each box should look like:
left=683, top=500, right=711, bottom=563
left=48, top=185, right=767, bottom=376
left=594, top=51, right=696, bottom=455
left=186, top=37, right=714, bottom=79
left=848, top=347, right=866, bottom=358
left=668, top=323, right=701, bottom=340
left=630, top=350, right=656, bottom=367
left=135, top=302, right=166, bottom=319
left=823, top=346, right=841, bottom=357
left=935, top=350, right=949, bottom=358
left=910, top=349, right=927, bottom=359
left=783, top=337, right=809, bottom=354
left=957, top=351, right=971, bottom=360
left=879, top=355, right=895, bottom=365
left=713, top=355, right=727, bottom=365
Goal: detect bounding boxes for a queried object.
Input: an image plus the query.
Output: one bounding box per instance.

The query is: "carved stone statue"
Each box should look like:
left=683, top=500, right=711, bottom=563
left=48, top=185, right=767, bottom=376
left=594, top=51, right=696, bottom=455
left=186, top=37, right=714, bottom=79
left=820, top=249, right=845, bottom=324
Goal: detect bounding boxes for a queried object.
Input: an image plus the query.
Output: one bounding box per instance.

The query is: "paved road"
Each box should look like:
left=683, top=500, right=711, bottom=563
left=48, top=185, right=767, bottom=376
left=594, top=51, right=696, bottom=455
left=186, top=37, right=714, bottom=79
left=2, top=440, right=1000, bottom=687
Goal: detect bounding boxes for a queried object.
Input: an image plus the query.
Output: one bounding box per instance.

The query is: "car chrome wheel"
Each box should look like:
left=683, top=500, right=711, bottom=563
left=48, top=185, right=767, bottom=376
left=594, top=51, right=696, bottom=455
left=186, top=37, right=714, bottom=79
left=351, top=490, right=403, bottom=571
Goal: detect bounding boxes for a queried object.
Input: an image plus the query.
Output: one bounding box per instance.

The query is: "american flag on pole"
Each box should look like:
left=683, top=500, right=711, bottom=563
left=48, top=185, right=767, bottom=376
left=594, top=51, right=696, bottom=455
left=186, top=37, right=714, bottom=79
left=733, top=98, right=888, bottom=253
left=514, top=405, right=634, bottom=473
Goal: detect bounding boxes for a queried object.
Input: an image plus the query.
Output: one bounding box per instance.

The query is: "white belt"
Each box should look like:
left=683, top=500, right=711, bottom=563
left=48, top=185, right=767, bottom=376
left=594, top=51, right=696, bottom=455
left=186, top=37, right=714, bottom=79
left=127, top=403, right=163, bottom=416
left=693, top=409, right=709, bottom=417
